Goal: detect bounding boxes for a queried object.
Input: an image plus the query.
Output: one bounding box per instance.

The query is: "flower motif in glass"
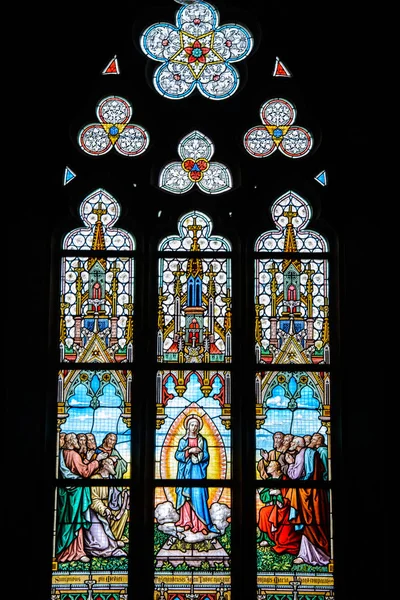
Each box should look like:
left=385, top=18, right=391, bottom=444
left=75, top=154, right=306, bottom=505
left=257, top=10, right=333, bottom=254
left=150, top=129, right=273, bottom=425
left=244, top=98, right=313, bottom=159
left=140, top=1, right=253, bottom=100
left=78, top=96, right=149, bottom=157
left=159, top=130, right=232, bottom=194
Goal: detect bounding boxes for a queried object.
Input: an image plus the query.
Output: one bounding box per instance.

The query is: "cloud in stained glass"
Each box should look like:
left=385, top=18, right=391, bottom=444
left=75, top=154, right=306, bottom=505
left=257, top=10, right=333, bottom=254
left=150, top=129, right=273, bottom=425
left=140, top=1, right=253, bottom=100
left=78, top=96, right=149, bottom=157
left=244, top=98, right=313, bottom=159
left=159, top=130, right=232, bottom=195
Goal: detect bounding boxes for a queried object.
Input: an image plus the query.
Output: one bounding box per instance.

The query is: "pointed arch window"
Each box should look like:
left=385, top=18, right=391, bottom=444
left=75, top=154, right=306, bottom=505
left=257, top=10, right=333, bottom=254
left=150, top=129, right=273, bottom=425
left=254, top=190, right=334, bottom=597
left=52, top=189, right=134, bottom=596
left=154, top=210, right=233, bottom=596
left=45, top=3, right=344, bottom=599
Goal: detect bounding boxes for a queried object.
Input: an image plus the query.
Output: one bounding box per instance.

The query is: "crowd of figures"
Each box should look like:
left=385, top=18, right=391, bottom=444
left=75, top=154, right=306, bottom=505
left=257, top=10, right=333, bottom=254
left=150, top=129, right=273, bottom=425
left=55, top=426, right=330, bottom=566
left=257, top=432, right=330, bottom=566
left=55, top=431, right=129, bottom=564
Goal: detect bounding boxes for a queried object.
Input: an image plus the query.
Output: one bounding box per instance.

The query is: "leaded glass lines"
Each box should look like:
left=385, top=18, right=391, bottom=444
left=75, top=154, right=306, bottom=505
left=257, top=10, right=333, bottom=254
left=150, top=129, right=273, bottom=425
left=78, top=96, right=149, bottom=157
left=254, top=192, right=334, bottom=598
left=159, top=130, right=232, bottom=195
left=158, top=211, right=232, bottom=364
left=140, top=1, right=253, bottom=100
left=154, top=210, right=233, bottom=596
left=52, top=190, right=133, bottom=598
left=244, top=98, right=313, bottom=159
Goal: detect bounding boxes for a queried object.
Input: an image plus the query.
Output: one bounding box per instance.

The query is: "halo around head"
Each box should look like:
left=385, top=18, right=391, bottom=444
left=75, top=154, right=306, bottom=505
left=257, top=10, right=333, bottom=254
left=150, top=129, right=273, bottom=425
left=184, top=413, right=203, bottom=431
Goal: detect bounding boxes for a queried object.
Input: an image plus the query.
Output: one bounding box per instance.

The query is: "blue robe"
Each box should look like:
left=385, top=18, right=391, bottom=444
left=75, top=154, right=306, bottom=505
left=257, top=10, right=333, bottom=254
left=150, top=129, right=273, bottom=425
left=175, top=434, right=218, bottom=533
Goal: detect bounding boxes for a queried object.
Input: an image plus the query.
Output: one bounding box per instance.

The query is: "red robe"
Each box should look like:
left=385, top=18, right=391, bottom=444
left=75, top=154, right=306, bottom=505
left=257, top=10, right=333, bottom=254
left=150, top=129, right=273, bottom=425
left=62, top=449, right=100, bottom=478
left=285, top=451, right=330, bottom=556
left=258, top=478, right=301, bottom=554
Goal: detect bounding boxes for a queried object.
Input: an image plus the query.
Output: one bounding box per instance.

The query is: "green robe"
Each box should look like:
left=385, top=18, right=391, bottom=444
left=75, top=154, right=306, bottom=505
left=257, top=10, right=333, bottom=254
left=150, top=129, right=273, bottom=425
left=55, top=486, right=91, bottom=555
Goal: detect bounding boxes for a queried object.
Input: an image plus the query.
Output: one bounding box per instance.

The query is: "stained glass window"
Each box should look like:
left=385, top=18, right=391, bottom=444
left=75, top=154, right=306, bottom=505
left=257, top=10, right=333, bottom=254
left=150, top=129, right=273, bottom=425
left=157, top=211, right=232, bottom=363
left=244, top=99, right=313, bottom=159
left=78, top=96, right=149, bottom=157
left=154, top=211, right=233, bottom=597
left=159, top=131, right=232, bottom=195
left=51, top=190, right=134, bottom=597
left=254, top=190, right=329, bottom=365
left=140, top=0, right=253, bottom=100
left=254, top=192, right=334, bottom=598
left=60, top=189, right=135, bottom=363
left=40, top=2, right=353, bottom=598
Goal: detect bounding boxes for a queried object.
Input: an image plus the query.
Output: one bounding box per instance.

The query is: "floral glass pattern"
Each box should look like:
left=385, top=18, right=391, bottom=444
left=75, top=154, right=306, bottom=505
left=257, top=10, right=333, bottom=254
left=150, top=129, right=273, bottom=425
left=159, top=130, right=232, bottom=194
left=78, top=96, right=149, bottom=157
left=157, top=210, right=232, bottom=364
left=244, top=98, right=313, bottom=159
left=254, top=191, right=329, bottom=366
left=61, top=189, right=135, bottom=364
left=140, top=1, right=253, bottom=100
left=52, top=191, right=134, bottom=599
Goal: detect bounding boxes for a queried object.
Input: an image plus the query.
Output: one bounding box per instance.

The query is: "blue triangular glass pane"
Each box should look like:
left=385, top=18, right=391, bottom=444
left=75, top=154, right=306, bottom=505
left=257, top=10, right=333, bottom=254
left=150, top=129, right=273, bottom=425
left=64, top=166, right=76, bottom=185
left=314, top=170, right=327, bottom=186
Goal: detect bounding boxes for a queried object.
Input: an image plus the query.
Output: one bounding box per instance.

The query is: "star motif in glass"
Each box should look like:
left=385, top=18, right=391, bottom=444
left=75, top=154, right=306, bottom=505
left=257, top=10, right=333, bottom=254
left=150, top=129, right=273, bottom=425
left=140, top=1, right=253, bottom=100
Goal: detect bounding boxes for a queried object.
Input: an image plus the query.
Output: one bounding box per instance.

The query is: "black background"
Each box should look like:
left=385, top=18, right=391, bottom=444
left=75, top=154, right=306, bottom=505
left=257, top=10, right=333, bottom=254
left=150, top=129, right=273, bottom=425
left=14, top=1, right=380, bottom=598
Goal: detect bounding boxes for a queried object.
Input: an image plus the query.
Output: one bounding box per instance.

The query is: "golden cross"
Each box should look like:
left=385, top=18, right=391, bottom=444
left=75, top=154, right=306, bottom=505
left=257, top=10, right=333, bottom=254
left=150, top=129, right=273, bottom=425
left=283, top=204, right=297, bottom=225
left=93, top=201, right=106, bottom=220
left=188, top=217, right=202, bottom=251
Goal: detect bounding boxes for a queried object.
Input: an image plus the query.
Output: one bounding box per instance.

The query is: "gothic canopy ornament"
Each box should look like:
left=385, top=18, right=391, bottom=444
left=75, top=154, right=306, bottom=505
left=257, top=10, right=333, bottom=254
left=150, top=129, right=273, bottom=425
left=159, top=130, right=232, bottom=194
left=140, top=1, right=253, bottom=100
left=244, top=98, right=313, bottom=159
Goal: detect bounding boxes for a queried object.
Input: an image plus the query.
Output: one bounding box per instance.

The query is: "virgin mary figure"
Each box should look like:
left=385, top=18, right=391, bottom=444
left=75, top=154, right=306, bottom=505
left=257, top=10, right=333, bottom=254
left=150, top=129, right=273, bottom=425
left=175, top=414, right=219, bottom=535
